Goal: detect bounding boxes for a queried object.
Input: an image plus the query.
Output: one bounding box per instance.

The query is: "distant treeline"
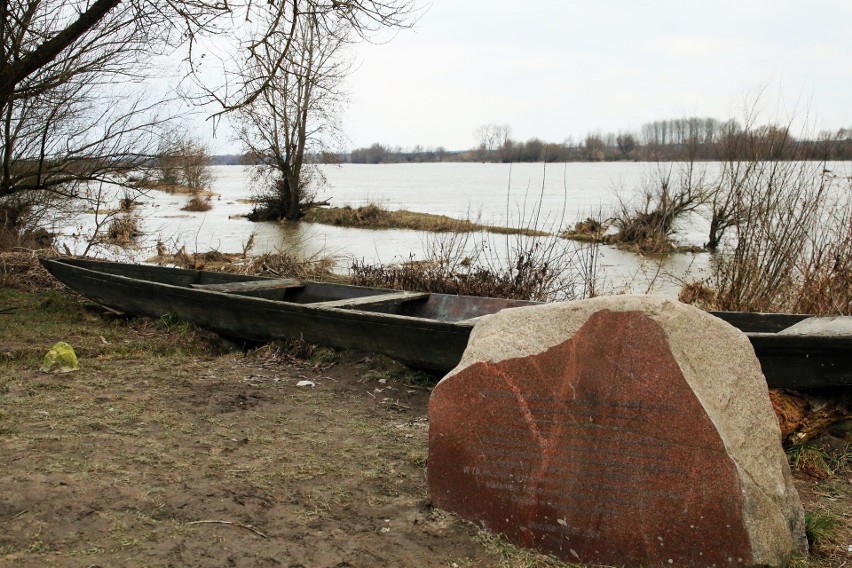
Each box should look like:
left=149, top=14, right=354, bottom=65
left=210, top=154, right=245, bottom=166
left=340, top=118, right=852, bottom=164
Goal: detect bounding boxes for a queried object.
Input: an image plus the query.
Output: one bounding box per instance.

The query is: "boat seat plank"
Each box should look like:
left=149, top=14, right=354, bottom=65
left=191, top=278, right=304, bottom=293
left=312, top=291, right=429, bottom=308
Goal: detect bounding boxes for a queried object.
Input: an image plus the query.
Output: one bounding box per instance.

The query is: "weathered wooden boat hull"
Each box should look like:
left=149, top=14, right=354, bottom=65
left=707, top=312, right=851, bottom=390
left=40, top=258, right=851, bottom=389
left=39, top=257, right=533, bottom=372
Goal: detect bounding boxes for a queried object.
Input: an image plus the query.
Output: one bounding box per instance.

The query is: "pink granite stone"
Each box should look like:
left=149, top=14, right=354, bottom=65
left=429, top=309, right=755, bottom=566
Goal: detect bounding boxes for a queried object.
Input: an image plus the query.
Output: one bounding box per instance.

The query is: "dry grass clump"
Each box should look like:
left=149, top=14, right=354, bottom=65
left=304, top=204, right=548, bottom=237
left=0, top=204, right=54, bottom=252
left=351, top=232, right=596, bottom=302
left=677, top=281, right=718, bottom=311
left=351, top=250, right=562, bottom=301
left=149, top=245, right=237, bottom=270
left=609, top=209, right=678, bottom=253
left=117, top=194, right=136, bottom=211
left=0, top=252, right=63, bottom=292
left=350, top=259, right=543, bottom=300
left=242, top=251, right=336, bottom=280
left=105, top=214, right=141, bottom=243
left=181, top=195, right=213, bottom=212
left=245, top=338, right=339, bottom=368
left=559, top=217, right=607, bottom=243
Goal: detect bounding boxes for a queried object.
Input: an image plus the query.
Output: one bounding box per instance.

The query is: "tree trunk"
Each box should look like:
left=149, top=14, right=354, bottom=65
left=284, top=171, right=300, bottom=220
left=706, top=216, right=721, bottom=249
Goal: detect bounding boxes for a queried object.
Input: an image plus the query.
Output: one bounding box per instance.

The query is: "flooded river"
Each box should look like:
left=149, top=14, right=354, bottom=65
left=58, top=162, right=748, bottom=296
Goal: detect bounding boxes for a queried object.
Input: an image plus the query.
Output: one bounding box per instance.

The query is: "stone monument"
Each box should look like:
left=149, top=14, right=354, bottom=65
left=428, top=296, right=807, bottom=567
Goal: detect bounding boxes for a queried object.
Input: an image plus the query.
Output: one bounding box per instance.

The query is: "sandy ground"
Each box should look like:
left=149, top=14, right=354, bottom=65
left=0, top=253, right=849, bottom=567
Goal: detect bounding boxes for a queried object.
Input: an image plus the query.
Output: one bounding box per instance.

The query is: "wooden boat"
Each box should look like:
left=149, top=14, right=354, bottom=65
left=40, top=257, right=851, bottom=390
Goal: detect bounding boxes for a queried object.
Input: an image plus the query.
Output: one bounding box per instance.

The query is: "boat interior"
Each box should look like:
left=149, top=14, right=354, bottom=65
left=195, top=277, right=536, bottom=322
left=66, top=258, right=536, bottom=323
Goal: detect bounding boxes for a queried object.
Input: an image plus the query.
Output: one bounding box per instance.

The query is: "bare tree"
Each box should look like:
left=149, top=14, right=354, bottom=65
left=473, top=124, right=511, bottom=161
left=237, top=9, right=349, bottom=221
left=0, top=0, right=205, bottom=243
left=185, top=0, right=415, bottom=116
left=616, top=132, right=636, bottom=158
left=583, top=133, right=606, bottom=161
left=0, top=0, right=414, bottom=242
left=154, top=131, right=213, bottom=192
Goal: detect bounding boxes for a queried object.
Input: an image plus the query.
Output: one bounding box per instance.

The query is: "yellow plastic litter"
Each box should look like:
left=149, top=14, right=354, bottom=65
left=40, top=342, right=79, bottom=373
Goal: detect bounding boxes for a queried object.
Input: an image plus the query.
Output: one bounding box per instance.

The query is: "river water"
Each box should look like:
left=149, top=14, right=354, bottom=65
left=58, top=161, right=849, bottom=297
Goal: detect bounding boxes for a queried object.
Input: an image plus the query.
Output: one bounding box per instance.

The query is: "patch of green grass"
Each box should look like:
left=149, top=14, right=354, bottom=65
left=0, top=290, right=223, bottom=371
left=805, top=511, right=841, bottom=549
left=308, top=346, right=338, bottom=367
left=787, top=442, right=834, bottom=476
left=362, top=368, right=437, bottom=388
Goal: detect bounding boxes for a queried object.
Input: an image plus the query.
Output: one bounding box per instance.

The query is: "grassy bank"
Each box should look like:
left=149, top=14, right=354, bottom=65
left=303, top=203, right=549, bottom=237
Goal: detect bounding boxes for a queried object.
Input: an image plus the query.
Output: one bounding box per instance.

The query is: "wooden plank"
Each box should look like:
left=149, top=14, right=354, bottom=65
left=748, top=333, right=852, bottom=389
left=191, top=278, right=304, bottom=293
left=710, top=311, right=809, bottom=333
left=312, top=291, right=429, bottom=308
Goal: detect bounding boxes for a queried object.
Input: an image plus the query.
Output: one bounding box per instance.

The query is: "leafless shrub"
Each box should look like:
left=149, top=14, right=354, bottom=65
left=105, top=214, right=141, bottom=244
left=118, top=194, right=137, bottom=212
left=154, top=133, right=215, bottom=193
left=181, top=195, right=213, bottom=212
left=242, top=251, right=336, bottom=280
left=610, top=162, right=707, bottom=253
left=680, top=109, right=852, bottom=315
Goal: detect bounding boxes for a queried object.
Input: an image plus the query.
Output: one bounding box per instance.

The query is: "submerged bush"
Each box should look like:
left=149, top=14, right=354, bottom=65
left=680, top=162, right=851, bottom=315
left=609, top=163, right=706, bottom=254
left=105, top=214, right=141, bottom=243
left=181, top=195, right=213, bottom=212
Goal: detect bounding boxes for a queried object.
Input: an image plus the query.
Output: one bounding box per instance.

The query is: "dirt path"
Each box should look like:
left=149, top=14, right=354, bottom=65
left=0, top=329, right=509, bottom=566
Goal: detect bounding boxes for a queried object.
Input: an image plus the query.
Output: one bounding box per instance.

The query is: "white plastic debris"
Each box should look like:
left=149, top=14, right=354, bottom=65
left=296, top=380, right=315, bottom=388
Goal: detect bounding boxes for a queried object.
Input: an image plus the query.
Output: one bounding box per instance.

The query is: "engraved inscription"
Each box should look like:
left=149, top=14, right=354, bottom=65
left=460, top=389, right=692, bottom=515
left=428, top=309, right=752, bottom=566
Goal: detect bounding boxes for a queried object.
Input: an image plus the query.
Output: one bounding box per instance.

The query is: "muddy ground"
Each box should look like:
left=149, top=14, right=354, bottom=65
left=0, top=253, right=849, bottom=567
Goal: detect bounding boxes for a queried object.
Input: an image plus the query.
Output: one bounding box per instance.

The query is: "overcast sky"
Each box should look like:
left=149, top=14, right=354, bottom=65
left=331, top=0, right=851, bottom=152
